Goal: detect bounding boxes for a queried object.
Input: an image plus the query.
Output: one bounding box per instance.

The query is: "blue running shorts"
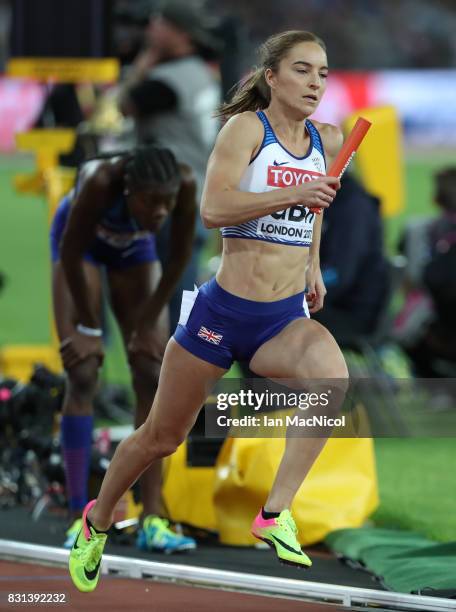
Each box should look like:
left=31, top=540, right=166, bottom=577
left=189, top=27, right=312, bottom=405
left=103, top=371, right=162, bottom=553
left=50, top=196, right=158, bottom=269
left=174, top=278, right=310, bottom=369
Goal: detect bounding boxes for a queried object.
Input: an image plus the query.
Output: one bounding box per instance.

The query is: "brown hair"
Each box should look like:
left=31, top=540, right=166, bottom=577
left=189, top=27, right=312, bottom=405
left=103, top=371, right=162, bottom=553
left=216, top=30, right=326, bottom=120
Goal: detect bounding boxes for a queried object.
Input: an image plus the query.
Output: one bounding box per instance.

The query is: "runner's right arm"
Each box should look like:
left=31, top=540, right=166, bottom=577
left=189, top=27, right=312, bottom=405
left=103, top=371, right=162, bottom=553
left=60, top=166, right=112, bottom=328
left=200, top=112, right=339, bottom=229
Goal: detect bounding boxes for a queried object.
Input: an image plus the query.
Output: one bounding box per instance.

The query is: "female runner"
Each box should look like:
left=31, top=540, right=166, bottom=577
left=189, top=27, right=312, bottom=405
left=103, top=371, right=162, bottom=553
left=68, top=30, right=348, bottom=592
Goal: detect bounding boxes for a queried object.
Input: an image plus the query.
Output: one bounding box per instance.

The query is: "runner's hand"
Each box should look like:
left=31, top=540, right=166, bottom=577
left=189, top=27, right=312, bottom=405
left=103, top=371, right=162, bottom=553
left=306, top=265, right=327, bottom=313
left=294, top=176, right=340, bottom=210
left=127, top=327, right=166, bottom=365
left=60, top=334, right=104, bottom=370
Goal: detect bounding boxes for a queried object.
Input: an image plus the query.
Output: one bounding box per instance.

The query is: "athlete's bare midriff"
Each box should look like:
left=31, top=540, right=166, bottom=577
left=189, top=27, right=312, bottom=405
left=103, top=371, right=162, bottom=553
left=216, top=236, right=310, bottom=301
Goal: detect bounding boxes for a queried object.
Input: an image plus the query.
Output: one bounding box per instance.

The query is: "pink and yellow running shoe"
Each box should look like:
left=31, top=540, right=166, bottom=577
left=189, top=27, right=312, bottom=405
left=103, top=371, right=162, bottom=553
left=251, top=508, right=312, bottom=569
left=68, top=500, right=108, bottom=592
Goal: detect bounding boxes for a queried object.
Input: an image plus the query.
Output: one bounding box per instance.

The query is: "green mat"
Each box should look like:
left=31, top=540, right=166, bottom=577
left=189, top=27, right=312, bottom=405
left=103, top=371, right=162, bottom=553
left=326, top=528, right=456, bottom=595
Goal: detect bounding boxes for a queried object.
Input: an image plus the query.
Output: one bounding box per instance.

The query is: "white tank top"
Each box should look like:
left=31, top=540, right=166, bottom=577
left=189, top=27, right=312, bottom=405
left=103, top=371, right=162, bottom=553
left=221, top=111, right=326, bottom=247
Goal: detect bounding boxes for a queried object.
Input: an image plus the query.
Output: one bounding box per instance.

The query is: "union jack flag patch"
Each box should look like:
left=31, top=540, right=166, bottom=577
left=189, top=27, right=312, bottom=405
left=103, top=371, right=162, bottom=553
left=197, top=326, right=223, bottom=345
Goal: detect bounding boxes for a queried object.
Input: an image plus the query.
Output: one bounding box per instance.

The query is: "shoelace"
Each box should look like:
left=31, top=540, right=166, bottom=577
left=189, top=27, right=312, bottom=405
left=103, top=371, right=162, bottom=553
left=277, top=513, right=298, bottom=537
left=81, top=533, right=106, bottom=571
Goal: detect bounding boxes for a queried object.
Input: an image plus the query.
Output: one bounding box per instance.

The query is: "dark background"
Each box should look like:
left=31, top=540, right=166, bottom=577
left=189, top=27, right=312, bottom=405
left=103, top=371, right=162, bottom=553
left=10, top=0, right=113, bottom=57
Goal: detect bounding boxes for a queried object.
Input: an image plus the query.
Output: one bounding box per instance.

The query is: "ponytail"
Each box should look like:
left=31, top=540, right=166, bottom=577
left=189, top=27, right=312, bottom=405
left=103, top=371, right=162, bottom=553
left=215, top=67, right=270, bottom=120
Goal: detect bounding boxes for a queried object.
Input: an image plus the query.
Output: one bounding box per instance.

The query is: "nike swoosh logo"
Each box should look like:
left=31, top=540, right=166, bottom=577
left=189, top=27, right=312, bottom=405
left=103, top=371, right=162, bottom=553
left=84, top=558, right=101, bottom=581
left=73, top=530, right=82, bottom=550
left=273, top=160, right=289, bottom=166
left=270, top=533, right=303, bottom=556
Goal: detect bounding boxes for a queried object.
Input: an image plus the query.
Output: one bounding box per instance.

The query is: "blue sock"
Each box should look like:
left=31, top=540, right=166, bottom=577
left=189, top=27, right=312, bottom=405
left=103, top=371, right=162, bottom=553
left=61, top=415, right=94, bottom=513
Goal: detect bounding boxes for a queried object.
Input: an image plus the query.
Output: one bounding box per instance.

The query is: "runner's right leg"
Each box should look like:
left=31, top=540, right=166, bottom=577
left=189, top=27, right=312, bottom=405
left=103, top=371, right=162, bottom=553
left=88, top=338, right=226, bottom=530
left=69, top=339, right=225, bottom=592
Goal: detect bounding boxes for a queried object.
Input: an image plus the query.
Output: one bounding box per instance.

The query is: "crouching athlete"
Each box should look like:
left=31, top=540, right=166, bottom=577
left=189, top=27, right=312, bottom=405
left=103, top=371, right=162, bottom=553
left=51, top=145, right=197, bottom=553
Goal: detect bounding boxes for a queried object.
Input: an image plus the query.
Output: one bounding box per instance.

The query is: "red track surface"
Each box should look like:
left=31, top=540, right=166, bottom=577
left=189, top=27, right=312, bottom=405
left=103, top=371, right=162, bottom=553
left=0, top=560, right=347, bottom=611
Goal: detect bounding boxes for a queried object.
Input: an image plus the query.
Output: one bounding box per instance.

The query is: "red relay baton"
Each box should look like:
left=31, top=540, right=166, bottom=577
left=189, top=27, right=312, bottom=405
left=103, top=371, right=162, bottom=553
left=310, top=117, right=372, bottom=213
